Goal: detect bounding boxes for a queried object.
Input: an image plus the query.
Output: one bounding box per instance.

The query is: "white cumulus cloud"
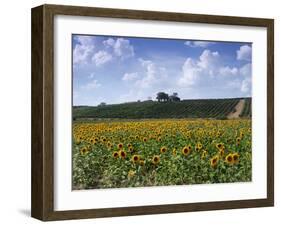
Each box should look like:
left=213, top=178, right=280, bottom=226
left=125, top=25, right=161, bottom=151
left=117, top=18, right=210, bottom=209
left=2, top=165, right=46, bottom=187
left=237, top=45, right=252, bottom=61
left=103, top=38, right=134, bottom=59
left=184, top=41, right=214, bottom=48
left=241, top=77, right=251, bottom=93
left=219, top=66, right=239, bottom=76
left=178, top=49, right=252, bottom=97
left=178, top=49, right=219, bottom=86
left=92, top=50, right=112, bottom=66
left=198, top=50, right=220, bottom=70
left=179, top=58, right=202, bottom=86
left=239, top=63, right=252, bottom=95
left=239, top=63, right=252, bottom=77
left=135, top=58, right=168, bottom=88
left=122, top=72, right=139, bottom=81
left=73, top=36, right=95, bottom=65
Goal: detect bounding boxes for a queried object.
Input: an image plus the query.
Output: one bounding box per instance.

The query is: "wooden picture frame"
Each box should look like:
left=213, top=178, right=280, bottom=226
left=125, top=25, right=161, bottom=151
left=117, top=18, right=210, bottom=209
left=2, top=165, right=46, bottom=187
left=31, top=4, right=274, bottom=221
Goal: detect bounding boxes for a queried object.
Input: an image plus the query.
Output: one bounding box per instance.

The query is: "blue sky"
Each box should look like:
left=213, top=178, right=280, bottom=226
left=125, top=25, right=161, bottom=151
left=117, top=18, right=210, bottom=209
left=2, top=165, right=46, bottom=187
left=72, top=34, right=252, bottom=106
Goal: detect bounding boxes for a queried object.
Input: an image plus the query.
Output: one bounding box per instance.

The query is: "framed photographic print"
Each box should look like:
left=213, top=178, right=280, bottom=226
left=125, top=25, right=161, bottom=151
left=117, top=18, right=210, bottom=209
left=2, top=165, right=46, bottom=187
left=31, top=4, right=274, bottom=221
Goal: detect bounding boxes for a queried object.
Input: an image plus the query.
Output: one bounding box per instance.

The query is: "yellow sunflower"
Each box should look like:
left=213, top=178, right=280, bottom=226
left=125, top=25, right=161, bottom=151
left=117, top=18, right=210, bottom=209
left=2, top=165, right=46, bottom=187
left=236, top=137, right=241, bottom=145
left=197, top=142, right=203, bottom=150
left=152, top=155, right=160, bottom=165
left=201, top=150, right=208, bottom=159
left=117, top=143, right=123, bottom=149
left=225, top=153, right=234, bottom=165
left=216, top=143, right=224, bottom=150
left=132, top=154, right=140, bottom=163
left=80, top=146, right=88, bottom=155
left=112, top=151, right=119, bottom=158
left=210, top=155, right=219, bottom=168
left=160, top=146, right=167, bottom=154
left=182, top=145, right=191, bottom=156
left=128, top=170, right=136, bottom=179
left=218, top=148, right=224, bottom=157
left=232, top=153, right=240, bottom=164
left=119, top=150, right=126, bottom=159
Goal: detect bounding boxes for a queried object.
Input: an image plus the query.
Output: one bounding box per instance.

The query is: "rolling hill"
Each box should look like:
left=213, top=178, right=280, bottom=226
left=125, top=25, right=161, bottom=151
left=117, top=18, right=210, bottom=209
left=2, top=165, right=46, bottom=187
left=73, top=97, right=252, bottom=120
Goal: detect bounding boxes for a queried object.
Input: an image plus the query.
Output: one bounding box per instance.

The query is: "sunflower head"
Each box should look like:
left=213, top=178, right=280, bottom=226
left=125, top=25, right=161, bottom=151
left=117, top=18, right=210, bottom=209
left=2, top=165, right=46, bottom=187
left=172, top=148, right=177, bottom=156
left=160, top=146, right=167, bottom=154
left=201, top=150, right=208, bottom=159
left=232, top=153, right=239, bottom=164
left=112, top=151, right=119, bottom=158
left=216, top=143, right=223, bottom=150
left=143, top=137, right=148, bottom=142
left=128, top=170, right=136, bottom=179
left=210, top=155, right=219, bottom=168
left=182, top=146, right=191, bottom=156
left=152, top=155, right=160, bottom=165
left=132, top=154, right=140, bottom=163
left=117, top=143, right=123, bottom=149
left=218, top=148, right=225, bottom=157
left=80, top=146, right=88, bottom=155
left=225, top=153, right=234, bottom=165
left=119, top=150, right=127, bottom=159
left=157, top=137, right=162, bottom=142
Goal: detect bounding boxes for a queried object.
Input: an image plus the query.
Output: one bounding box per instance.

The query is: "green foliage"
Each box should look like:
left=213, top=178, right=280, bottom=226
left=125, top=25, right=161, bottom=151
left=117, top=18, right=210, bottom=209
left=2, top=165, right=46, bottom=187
left=72, top=119, right=252, bottom=189
left=73, top=98, right=251, bottom=119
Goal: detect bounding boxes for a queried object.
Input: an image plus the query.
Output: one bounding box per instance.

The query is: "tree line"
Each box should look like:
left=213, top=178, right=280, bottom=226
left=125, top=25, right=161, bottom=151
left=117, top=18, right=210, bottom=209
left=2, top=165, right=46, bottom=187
left=156, top=92, right=180, bottom=102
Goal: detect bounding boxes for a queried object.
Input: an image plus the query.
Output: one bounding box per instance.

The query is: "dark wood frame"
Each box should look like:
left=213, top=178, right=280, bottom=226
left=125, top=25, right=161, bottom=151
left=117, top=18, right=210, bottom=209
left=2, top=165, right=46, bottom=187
left=31, top=4, right=274, bottom=221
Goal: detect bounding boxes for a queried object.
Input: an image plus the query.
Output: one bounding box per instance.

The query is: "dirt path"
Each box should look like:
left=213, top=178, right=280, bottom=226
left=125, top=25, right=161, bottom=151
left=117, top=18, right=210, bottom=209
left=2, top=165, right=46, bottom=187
left=227, top=99, right=245, bottom=119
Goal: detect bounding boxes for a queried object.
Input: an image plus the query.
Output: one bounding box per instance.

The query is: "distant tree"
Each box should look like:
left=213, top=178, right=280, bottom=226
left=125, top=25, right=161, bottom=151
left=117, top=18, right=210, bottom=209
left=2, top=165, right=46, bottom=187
left=98, top=102, right=106, bottom=106
left=169, top=92, right=180, bottom=102
left=137, top=100, right=141, bottom=102
left=156, top=92, right=169, bottom=102
left=169, top=95, right=180, bottom=102
left=147, top=96, right=152, bottom=101
left=163, top=93, right=169, bottom=101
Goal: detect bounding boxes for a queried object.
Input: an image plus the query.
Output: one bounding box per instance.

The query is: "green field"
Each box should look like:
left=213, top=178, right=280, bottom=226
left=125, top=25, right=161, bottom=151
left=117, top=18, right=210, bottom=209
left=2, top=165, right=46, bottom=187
left=73, top=97, right=252, bottom=120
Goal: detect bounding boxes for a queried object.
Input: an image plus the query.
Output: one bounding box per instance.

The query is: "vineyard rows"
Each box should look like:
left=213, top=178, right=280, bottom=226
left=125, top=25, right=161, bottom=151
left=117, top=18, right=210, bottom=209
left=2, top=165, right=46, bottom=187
left=73, top=98, right=251, bottom=119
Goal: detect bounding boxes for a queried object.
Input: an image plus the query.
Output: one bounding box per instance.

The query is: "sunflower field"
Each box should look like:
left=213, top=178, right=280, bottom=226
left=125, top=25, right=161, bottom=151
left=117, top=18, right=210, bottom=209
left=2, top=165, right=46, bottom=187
left=72, top=119, right=252, bottom=189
